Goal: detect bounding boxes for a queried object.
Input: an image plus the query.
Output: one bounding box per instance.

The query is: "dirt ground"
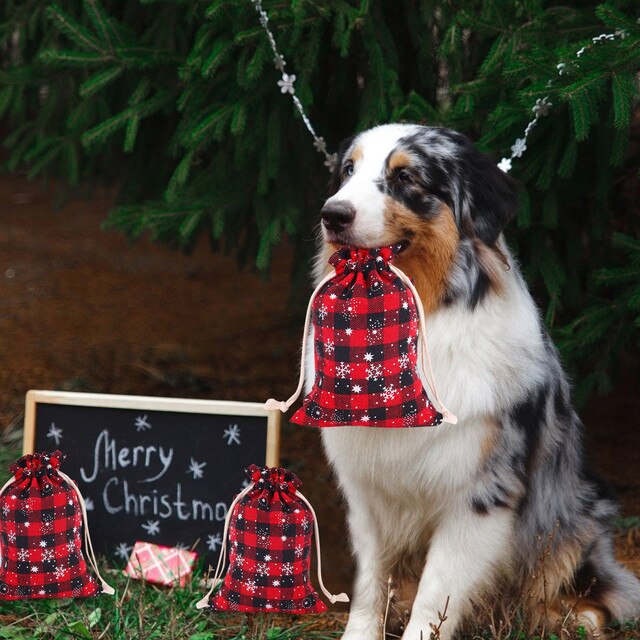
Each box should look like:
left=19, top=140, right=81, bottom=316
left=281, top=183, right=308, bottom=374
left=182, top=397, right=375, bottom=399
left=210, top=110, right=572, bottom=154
left=0, top=171, right=638, bottom=603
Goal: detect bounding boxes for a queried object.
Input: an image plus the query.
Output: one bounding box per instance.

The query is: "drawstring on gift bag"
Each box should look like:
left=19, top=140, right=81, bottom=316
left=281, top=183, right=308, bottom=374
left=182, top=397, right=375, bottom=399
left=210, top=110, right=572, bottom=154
left=265, top=270, right=336, bottom=413
left=265, top=259, right=457, bottom=425
left=195, top=483, right=253, bottom=609
left=57, top=471, right=116, bottom=595
left=195, top=480, right=348, bottom=609
left=295, top=490, right=349, bottom=604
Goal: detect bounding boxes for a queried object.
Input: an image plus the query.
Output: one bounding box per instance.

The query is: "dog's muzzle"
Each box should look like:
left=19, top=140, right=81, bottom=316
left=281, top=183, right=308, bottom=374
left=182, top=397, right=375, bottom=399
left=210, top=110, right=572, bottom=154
left=320, top=200, right=356, bottom=234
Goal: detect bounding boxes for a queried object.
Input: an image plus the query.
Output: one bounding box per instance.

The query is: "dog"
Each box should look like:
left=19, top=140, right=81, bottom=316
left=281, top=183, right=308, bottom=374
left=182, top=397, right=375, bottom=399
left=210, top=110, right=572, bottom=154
left=310, top=123, right=640, bottom=639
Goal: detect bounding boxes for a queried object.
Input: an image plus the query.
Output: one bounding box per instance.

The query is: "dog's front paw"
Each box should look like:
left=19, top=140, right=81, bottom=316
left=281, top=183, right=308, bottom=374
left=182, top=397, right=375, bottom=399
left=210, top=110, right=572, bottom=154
left=401, top=615, right=450, bottom=640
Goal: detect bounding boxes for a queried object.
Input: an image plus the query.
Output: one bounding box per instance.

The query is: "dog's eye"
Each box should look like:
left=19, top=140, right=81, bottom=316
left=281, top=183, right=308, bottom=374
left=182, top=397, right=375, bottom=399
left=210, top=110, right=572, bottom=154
left=344, top=161, right=354, bottom=177
left=397, top=169, right=412, bottom=184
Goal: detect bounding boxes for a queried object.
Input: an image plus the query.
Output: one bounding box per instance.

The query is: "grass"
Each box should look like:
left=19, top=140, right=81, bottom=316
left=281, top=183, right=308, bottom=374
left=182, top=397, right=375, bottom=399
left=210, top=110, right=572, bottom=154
left=1, top=439, right=639, bottom=639
left=0, top=570, right=346, bottom=639
left=0, top=436, right=344, bottom=639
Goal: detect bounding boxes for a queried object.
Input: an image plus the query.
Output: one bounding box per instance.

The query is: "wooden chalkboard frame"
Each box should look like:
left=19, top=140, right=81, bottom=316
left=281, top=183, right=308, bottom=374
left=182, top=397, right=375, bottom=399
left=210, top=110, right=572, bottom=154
left=23, top=390, right=281, bottom=466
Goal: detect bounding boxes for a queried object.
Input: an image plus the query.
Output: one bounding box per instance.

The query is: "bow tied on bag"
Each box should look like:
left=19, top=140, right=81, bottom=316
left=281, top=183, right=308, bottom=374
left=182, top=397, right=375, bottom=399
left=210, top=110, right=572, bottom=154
left=330, top=245, right=397, bottom=276
left=196, top=464, right=348, bottom=613
left=248, top=465, right=301, bottom=494
left=9, top=451, right=65, bottom=499
left=266, top=244, right=457, bottom=427
left=0, top=451, right=115, bottom=599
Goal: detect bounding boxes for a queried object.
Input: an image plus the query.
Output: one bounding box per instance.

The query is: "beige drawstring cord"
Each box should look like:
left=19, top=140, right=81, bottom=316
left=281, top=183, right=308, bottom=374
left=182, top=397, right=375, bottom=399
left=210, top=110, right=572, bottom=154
left=195, top=483, right=253, bottom=609
left=295, top=489, right=349, bottom=604
left=389, top=264, right=458, bottom=424
left=264, top=270, right=336, bottom=413
left=58, top=471, right=116, bottom=595
left=0, top=477, right=14, bottom=498
left=194, top=481, right=348, bottom=609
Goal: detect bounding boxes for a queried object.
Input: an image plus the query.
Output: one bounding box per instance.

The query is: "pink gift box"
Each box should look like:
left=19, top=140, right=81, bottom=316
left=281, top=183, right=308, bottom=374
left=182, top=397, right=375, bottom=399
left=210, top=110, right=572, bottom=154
left=123, top=541, right=197, bottom=588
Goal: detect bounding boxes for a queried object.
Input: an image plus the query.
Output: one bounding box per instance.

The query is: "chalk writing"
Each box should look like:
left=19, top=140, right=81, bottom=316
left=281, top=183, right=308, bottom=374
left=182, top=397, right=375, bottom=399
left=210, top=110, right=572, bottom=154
left=80, top=430, right=173, bottom=484
left=32, top=398, right=271, bottom=566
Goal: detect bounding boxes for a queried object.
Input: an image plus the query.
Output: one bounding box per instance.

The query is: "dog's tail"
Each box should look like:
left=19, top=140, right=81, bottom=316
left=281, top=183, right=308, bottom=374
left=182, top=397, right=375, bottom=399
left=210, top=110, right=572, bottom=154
left=582, top=534, right=640, bottom=624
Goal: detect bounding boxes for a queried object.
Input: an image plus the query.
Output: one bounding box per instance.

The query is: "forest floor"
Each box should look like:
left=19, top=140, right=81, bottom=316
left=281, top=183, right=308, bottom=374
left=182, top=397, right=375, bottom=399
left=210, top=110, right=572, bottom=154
left=0, top=172, right=638, bottom=639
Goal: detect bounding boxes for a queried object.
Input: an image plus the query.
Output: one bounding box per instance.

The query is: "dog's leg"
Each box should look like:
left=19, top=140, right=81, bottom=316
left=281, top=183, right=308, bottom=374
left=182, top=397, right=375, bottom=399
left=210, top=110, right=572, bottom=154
left=341, top=496, right=387, bottom=640
left=401, top=504, right=514, bottom=640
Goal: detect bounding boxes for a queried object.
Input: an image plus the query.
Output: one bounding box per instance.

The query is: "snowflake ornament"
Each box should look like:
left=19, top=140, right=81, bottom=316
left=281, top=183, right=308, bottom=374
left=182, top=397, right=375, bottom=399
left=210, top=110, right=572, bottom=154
left=277, top=73, right=296, bottom=95
left=313, top=137, right=327, bottom=154
left=532, top=97, right=552, bottom=118
left=511, top=138, right=527, bottom=158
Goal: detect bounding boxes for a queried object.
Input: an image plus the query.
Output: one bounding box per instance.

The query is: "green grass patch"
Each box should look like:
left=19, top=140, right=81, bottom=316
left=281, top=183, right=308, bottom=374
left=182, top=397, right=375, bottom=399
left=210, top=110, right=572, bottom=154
left=0, top=570, right=345, bottom=639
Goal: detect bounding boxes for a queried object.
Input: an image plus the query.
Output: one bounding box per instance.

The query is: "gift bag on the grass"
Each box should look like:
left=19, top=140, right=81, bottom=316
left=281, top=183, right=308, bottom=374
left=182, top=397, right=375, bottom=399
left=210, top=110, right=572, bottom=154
left=0, top=451, right=115, bottom=599
left=196, top=464, right=348, bottom=613
left=266, top=244, right=456, bottom=428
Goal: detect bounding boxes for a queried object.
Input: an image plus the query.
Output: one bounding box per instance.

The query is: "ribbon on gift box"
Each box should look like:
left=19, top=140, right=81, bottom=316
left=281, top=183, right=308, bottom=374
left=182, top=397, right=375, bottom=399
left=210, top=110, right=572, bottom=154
left=123, top=541, right=197, bottom=588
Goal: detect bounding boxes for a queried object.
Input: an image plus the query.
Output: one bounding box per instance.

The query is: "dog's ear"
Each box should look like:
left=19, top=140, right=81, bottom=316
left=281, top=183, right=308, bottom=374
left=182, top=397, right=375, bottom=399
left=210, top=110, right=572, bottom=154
left=327, top=135, right=356, bottom=197
left=457, top=141, right=519, bottom=245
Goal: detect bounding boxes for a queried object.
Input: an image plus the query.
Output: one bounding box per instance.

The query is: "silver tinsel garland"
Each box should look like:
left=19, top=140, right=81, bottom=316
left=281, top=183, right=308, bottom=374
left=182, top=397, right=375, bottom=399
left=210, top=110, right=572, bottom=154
left=251, top=1, right=629, bottom=174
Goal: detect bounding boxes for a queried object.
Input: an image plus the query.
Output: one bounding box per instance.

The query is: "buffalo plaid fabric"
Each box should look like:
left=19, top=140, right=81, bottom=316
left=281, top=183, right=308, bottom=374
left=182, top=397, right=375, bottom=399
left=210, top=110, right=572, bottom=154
left=0, top=451, right=101, bottom=600
left=209, top=465, right=327, bottom=613
left=290, top=244, right=443, bottom=428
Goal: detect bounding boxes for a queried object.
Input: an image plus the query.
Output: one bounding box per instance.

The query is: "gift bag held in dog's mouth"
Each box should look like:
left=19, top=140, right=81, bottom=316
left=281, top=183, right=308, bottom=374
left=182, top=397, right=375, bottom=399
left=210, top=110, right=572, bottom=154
left=266, top=244, right=457, bottom=427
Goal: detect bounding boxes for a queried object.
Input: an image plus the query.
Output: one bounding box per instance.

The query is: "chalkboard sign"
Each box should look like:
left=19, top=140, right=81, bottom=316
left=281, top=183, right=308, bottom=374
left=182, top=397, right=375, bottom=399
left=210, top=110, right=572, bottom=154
left=23, top=391, right=280, bottom=567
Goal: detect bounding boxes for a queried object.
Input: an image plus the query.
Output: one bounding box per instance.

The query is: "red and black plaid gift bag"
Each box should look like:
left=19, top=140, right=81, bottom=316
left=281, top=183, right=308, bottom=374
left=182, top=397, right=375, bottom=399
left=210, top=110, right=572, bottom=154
left=196, top=465, right=348, bottom=613
left=0, top=451, right=115, bottom=599
left=266, top=244, right=456, bottom=427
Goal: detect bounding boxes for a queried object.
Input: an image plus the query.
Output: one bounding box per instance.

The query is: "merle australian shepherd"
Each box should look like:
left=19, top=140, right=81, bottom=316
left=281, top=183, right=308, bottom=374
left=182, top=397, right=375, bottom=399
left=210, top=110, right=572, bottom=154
left=310, top=124, right=640, bottom=639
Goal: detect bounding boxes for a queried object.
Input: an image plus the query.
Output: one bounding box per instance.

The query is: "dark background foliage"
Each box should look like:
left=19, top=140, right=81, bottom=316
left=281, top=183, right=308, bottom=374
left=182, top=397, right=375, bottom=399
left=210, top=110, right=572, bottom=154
left=1, top=0, right=638, bottom=403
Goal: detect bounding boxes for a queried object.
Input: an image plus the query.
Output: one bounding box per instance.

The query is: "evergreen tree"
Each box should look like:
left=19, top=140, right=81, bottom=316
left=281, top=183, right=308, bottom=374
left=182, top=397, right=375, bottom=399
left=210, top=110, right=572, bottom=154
left=1, top=0, right=638, bottom=401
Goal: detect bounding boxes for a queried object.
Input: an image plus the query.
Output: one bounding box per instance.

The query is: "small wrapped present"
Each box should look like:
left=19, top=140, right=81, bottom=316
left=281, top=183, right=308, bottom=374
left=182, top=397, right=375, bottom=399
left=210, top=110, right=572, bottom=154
left=123, top=542, right=197, bottom=588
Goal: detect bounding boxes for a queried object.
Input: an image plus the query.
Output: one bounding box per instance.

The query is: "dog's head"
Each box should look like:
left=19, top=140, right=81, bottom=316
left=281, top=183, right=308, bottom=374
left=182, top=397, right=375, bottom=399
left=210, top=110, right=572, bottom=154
left=320, top=124, right=518, bottom=309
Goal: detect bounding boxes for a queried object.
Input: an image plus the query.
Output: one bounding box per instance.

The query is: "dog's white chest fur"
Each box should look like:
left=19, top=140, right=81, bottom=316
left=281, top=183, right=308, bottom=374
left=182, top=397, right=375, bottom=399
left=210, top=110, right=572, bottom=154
left=318, top=262, right=544, bottom=504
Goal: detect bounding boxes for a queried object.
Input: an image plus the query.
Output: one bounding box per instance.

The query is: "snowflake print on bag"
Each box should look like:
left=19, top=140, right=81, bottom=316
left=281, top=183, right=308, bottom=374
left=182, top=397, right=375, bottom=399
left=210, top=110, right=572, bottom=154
left=197, top=465, right=347, bottom=613
left=266, top=245, right=456, bottom=427
left=335, top=362, right=351, bottom=378
left=381, top=385, right=398, bottom=403
left=367, top=364, right=383, bottom=380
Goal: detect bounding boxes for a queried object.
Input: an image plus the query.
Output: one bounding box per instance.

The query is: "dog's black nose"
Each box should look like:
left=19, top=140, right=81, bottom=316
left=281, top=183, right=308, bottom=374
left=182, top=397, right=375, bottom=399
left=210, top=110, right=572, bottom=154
left=320, top=201, right=356, bottom=233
